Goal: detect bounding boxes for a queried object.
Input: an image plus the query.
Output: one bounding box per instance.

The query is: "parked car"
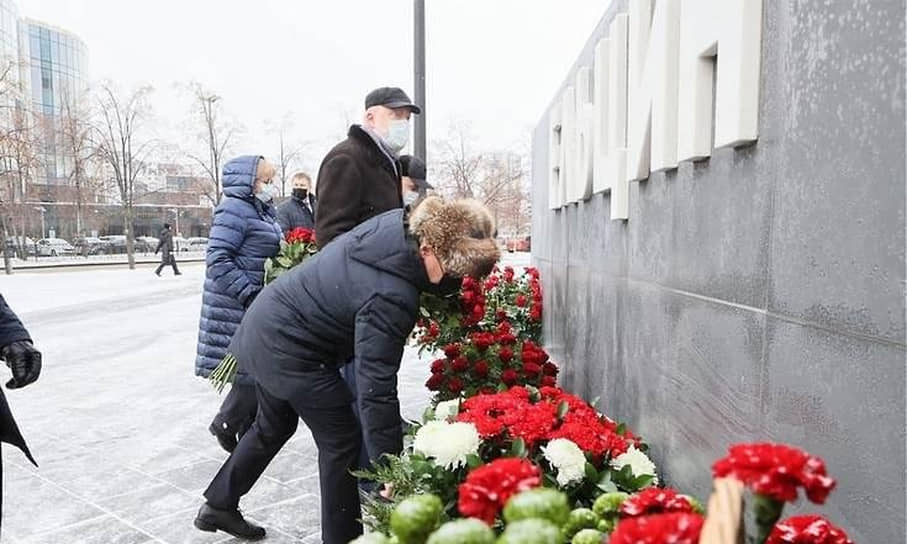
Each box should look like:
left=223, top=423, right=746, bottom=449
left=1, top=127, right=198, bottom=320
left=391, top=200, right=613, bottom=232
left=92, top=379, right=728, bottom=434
left=135, top=236, right=159, bottom=254
left=172, top=236, right=190, bottom=252
left=73, top=236, right=111, bottom=256
left=98, top=235, right=127, bottom=254
left=505, top=237, right=531, bottom=253
left=36, top=238, right=75, bottom=257
left=187, top=237, right=208, bottom=251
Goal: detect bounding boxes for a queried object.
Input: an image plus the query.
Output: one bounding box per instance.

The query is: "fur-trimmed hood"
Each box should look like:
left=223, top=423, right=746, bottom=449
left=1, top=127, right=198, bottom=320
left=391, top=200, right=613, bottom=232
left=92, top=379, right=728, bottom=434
left=408, top=196, right=500, bottom=278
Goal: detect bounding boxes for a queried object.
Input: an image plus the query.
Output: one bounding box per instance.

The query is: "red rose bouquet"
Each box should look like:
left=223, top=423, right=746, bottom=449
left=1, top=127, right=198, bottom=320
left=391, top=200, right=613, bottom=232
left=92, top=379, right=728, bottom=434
left=263, top=227, right=318, bottom=284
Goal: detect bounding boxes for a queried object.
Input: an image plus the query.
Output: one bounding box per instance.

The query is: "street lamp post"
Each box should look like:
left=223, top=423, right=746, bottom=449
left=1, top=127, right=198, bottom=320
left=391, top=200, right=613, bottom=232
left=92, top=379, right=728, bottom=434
left=414, top=0, right=426, bottom=162
left=34, top=206, right=46, bottom=239
left=169, top=208, right=180, bottom=237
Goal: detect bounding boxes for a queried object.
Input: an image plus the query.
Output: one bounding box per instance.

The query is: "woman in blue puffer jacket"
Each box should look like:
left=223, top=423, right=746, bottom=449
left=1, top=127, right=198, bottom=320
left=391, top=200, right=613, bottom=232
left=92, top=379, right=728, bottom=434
left=195, top=155, right=282, bottom=452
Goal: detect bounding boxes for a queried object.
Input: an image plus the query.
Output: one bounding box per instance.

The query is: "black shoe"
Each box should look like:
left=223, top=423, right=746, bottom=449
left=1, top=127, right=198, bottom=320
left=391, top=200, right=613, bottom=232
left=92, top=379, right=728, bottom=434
left=154, top=271, right=161, bottom=277
left=175, top=272, right=182, bottom=275
left=194, top=504, right=265, bottom=540
left=209, top=418, right=238, bottom=453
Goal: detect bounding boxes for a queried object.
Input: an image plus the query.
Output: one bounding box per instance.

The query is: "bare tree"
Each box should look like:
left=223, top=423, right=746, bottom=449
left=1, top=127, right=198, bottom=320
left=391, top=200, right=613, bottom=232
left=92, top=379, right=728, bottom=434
left=90, top=83, right=156, bottom=270
left=59, top=89, right=98, bottom=237
left=185, top=83, right=238, bottom=206
left=431, top=122, right=527, bottom=234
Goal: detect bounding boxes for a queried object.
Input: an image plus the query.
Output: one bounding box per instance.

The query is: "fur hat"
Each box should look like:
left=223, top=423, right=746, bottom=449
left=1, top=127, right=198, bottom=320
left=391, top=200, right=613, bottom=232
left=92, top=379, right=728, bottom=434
left=409, top=196, right=500, bottom=278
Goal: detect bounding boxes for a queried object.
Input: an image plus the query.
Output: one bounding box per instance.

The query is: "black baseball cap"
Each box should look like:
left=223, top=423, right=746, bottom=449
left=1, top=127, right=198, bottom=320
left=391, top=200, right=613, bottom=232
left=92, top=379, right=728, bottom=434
left=400, top=155, right=433, bottom=190
left=365, top=87, right=422, bottom=114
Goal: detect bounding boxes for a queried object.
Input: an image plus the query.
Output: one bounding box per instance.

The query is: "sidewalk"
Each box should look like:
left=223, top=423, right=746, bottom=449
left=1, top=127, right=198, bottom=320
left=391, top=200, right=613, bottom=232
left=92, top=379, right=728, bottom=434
left=8, top=252, right=206, bottom=271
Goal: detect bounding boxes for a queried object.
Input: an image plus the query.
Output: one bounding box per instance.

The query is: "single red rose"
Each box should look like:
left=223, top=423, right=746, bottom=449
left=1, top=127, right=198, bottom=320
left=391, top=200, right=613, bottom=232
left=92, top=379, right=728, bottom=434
left=458, top=458, right=542, bottom=525
left=480, top=386, right=497, bottom=395
left=610, top=513, right=705, bottom=544
left=515, top=294, right=527, bottom=307
left=443, top=343, right=461, bottom=359
left=430, top=359, right=446, bottom=374
left=498, top=347, right=514, bottom=363
left=451, top=357, right=469, bottom=372
left=542, top=362, right=559, bottom=376
left=522, top=362, right=542, bottom=377
left=541, top=375, right=557, bottom=387
left=473, top=360, right=489, bottom=378
left=503, top=266, right=515, bottom=282
left=428, top=321, right=440, bottom=337
left=471, top=332, right=494, bottom=352
left=462, top=290, right=475, bottom=305
left=462, top=276, right=476, bottom=290
left=712, top=443, right=836, bottom=504
left=448, top=377, right=464, bottom=393
left=426, top=374, right=444, bottom=391
left=530, top=306, right=542, bottom=322
left=501, top=369, right=519, bottom=385
left=620, top=488, right=695, bottom=518
left=472, top=304, right=484, bottom=318
left=767, top=515, right=853, bottom=544
left=495, top=309, right=508, bottom=322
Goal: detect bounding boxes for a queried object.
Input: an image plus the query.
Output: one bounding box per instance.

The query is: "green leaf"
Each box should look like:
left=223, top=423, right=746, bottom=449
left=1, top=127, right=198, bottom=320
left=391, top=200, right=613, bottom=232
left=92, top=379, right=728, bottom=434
left=509, top=438, right=527, bottom=458
left=557, top=400, right=569, bottom=419
left=466, top=454, right=482, bottom=469
left=584, top=462, right=598, bottom=481
left=419, top=306, right=430, bottom=318
left=616, top=423, right=626, bottom=435
left=633, top=474, right=655, bottom=489
left=277, top=256, right=292, bottom=268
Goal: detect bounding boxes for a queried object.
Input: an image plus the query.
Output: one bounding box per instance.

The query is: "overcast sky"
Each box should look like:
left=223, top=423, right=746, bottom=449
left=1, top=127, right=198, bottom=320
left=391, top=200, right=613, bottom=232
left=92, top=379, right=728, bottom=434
left=17, top=0, right=606, bottom=172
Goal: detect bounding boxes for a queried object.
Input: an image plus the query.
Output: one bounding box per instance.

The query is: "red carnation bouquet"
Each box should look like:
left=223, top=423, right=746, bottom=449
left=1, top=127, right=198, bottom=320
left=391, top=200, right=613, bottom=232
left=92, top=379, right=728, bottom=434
left=619, top=487, right=696, bottom=518
left=766, top=515, right=853, bottom=544
left=610, top=512, right=705, bottom=544
left=457, top=457, right=542, bottom=524
left=263, top=227, right=318, bottom=284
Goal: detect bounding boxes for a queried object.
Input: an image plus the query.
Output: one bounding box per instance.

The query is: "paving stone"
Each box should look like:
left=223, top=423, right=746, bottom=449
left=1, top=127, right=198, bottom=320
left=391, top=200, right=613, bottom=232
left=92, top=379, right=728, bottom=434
left=97, top=483, right=199, bottom=524
left=21, top=514, right=154, bottom=544
left=2, top=475, right=107, bottom=540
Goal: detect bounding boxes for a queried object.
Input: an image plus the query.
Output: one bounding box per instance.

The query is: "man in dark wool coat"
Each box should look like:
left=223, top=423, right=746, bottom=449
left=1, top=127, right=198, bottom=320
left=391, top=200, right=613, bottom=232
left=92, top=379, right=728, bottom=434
left=0, top=295, right=41, bottom=523
left=194, top=197, right=499, bottom=543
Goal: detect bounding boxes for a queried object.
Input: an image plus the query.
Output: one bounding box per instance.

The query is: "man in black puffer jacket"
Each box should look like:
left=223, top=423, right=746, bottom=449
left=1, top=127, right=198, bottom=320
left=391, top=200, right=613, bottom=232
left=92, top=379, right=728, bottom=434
left=195, top=198, right=499, bottom=544
left=0, top=295, right=41, bottom=522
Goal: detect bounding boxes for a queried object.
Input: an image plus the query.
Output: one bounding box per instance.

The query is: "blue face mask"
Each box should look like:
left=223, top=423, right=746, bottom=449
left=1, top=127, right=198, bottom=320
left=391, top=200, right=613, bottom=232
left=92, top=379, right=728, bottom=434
left=386, top=119, right=410, bottom=153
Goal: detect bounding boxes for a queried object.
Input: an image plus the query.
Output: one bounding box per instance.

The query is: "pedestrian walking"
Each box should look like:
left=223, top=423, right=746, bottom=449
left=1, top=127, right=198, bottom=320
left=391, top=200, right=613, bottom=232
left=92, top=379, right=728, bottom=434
left=194, top=197, right=500, bottom=543
left=275, top=172, right=317, bottom=232
left=0, top=294, right=42, bottom=521
left=195, top=155, right=282, bottom=454
left=153, top=223, right=181, bottom=276
left=315, top=86, right=421, bottom=248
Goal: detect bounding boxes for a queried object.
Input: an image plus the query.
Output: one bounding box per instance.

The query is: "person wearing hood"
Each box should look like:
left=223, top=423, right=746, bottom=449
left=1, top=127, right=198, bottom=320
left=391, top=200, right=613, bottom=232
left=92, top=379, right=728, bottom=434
left=314, top=86, right=420, bottom=249
left=194, top=197, right=500, bottom=543
left=275, top=172, right=317, bottom=232
left=195, top=156, right=283, bottom=454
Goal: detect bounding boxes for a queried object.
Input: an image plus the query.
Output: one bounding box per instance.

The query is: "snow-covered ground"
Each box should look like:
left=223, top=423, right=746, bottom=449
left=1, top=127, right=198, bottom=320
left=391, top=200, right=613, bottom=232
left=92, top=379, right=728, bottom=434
left=0, top=251, right=529, bottom=542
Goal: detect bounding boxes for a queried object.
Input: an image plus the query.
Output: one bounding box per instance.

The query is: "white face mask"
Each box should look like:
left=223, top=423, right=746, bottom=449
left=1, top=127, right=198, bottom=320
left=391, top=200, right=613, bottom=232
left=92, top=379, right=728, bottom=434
left=403, top=190, right=420, bottom=207
left=255, top=183, right=277, bottom=203
left=385, top=119, right=410, bottom=153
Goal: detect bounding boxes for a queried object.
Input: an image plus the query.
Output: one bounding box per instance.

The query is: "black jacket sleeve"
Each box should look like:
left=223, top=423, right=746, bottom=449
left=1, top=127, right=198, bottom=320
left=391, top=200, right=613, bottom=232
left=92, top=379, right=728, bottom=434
left=315, top=152, right=363, bottom=249
left=0, top=294, right=30, bottom=350
left=354, top=294, right=415, bottom=462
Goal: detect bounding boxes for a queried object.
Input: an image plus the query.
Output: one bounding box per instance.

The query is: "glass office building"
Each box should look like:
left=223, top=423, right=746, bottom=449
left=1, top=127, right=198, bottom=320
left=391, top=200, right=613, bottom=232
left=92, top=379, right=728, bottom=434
left=19, top=18, right=89, bottom=184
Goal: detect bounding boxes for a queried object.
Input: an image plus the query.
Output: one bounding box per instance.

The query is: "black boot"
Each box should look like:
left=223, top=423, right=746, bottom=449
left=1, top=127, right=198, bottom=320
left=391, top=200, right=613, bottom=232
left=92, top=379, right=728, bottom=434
left=209, top=416, right=238, bottom=453
left=194, top=504, right=265, bottom=540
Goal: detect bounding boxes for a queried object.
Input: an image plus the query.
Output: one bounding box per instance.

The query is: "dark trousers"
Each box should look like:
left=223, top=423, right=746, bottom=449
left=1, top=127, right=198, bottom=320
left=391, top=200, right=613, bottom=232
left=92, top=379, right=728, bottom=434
left=340, top=358, right=373, bottom=475
left=214, top=383, right=258, bottom=436
left=155, top=255, right=181, bottom=275
left=204, top=384, right=363, bottom=544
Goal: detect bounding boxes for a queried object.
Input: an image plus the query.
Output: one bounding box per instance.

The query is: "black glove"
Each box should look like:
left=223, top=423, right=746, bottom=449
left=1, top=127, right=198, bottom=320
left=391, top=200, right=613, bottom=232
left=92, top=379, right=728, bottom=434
left=1, top=341, right=42, bottom=389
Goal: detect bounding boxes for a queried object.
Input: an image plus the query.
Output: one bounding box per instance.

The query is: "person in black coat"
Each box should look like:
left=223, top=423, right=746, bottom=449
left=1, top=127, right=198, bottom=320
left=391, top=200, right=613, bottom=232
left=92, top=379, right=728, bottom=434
left=153, top=223, right=181, bottom=276
left=275, top=172, right=317, bottom=232
left=195, top=198, right=500, bottom=543
left=0, top=294, right=41, bottom=521
left=314, top=87, right=420, bottom=249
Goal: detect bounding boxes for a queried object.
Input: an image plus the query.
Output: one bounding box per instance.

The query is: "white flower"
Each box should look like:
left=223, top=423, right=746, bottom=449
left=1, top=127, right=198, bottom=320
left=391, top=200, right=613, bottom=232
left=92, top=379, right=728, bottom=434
left=542, top=438, right=587, bottom=487
left=433, top=399, right=460, bottom=420
left=412, top=421, right=480, bottom=470
left=610, top=445, right=658, bottom=486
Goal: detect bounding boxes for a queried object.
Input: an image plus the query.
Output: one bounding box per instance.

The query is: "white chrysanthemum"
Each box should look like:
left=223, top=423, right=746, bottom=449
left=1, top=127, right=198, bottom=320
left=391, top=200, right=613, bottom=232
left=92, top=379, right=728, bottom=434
left=542, top=438, right=587, bottom=486
left=610, top=445, right=658, bottom=486
left=434, top=399, right=460, bottom=420
left=413, top=421, right=480, bottom=470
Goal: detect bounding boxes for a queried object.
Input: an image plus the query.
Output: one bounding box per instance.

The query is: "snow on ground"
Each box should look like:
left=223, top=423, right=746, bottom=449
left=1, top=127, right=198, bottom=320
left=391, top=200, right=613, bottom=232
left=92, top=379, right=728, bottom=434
left=0, top=252, right=528, bottom=542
